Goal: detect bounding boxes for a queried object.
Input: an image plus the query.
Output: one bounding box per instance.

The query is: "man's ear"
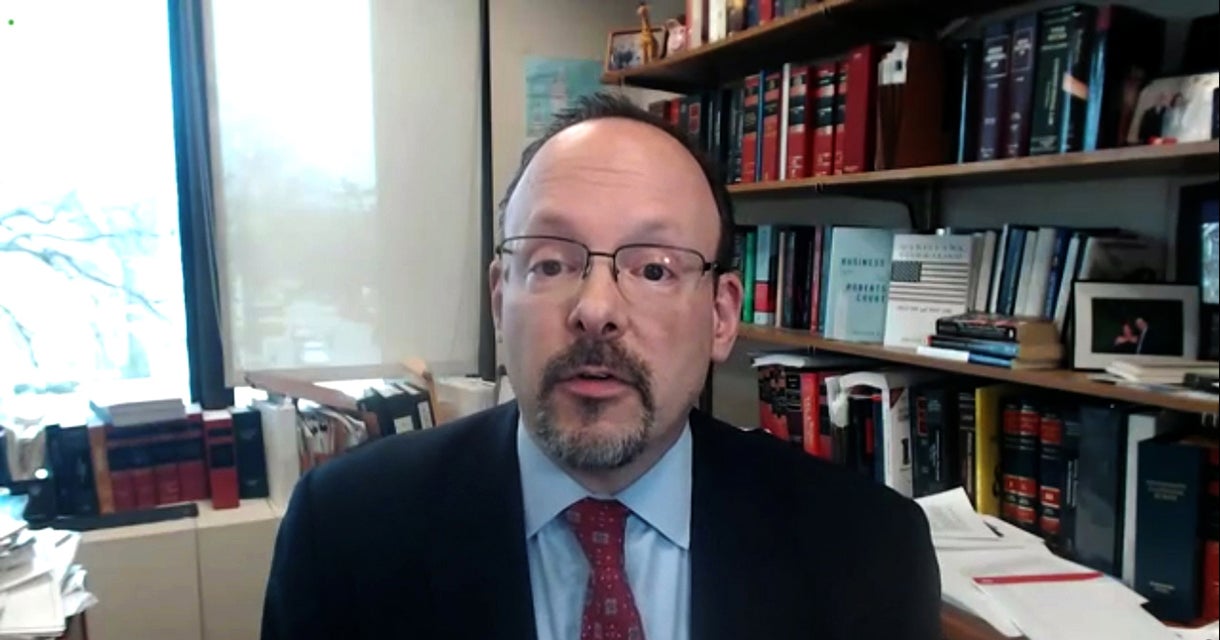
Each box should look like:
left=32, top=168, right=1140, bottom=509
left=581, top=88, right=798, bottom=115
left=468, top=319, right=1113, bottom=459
left=710, top=270, right=743, bottom=363
left=489, top=257, right=504, bottom=333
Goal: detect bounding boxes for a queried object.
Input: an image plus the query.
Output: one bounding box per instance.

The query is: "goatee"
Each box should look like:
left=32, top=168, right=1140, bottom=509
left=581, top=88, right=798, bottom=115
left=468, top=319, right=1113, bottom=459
left=534, top=337, right=655, bottom=470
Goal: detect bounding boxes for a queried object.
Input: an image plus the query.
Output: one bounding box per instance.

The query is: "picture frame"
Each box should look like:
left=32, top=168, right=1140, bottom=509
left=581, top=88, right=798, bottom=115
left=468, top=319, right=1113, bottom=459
left=1071, top=281, right=1199, bottom=370
left=1174, top=180, right=1220, bottom=360
left=604, top=27, right=666, bottom=73
left=1125, top=71, right=1220, bottom=145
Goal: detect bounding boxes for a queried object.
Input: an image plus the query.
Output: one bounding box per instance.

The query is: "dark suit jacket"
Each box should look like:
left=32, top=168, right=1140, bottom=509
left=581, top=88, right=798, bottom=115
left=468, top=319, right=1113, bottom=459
left=260, top=401, right=942, bottom=640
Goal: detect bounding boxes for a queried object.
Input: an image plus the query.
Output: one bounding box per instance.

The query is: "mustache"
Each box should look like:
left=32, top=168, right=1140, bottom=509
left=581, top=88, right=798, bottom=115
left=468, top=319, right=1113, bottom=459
left=539, top=338, right=652, bottom=396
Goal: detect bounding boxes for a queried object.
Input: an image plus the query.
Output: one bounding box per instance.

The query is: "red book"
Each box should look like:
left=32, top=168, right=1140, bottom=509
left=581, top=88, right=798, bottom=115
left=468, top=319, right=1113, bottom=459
left=841, top=44, right=880, bottom=174
left=811, top=63, right=837, bottom=177
left=741, top=74, right=762, bottom=183
left=808, top=226, right=824, bottom=332
left=109, top=469, right=136, bottom=512
left=832, top=60, right=848, bottom=174
left=203, top=410, right=240, bottom=510
left=178, top=410, right=208, bottom=501
left=785, top=64, right=811, bottom=180
left=760, top=70, right=783, bottom=182
left=800, top=372, right=819, bottom=457
left=1203, top=540, right=1219, bottom=621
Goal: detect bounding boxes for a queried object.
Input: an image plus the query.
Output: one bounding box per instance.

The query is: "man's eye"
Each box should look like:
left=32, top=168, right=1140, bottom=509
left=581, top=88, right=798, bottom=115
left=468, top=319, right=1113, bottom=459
left=639, top=263, right=673, bottom=282
left=529, top=259, right=568, bottom=277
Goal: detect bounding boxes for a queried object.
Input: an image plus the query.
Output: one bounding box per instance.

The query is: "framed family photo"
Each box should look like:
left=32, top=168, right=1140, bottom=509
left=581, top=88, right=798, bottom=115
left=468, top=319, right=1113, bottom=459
left=1071, top=281, right=1199, bottom=370
left=604, top=27, right=666, bottom=72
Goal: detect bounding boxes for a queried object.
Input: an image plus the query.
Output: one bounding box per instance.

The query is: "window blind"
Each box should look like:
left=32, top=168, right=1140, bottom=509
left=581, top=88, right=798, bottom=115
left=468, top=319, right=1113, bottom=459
left=204, top=0, right=484, bottom=385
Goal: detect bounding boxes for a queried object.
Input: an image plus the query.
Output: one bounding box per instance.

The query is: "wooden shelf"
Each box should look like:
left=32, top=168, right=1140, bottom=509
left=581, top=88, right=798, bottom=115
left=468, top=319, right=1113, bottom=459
left=728, top=141, right=1220, bottom=195
left=737, top=324, right=1220, bottom=415
left=602, top=0, right=1027, bottom=93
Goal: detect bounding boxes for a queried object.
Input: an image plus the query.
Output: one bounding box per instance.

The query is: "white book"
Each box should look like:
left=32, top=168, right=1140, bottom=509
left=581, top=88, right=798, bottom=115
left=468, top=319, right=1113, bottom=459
left=1012, top=232, right=1040, bottom=316
left=824, top=368, right=946, bottom=498
left=974, top=230, right=998, bottom=312
left=686, top=0, right=704, bottom=48
left=1021, top=227, right=1059, bottom=318
left=707, top=0, right=727, bottom=42
left=778, top=63, right=791, bottom=181
left=883, top=233, right=975, bottom=349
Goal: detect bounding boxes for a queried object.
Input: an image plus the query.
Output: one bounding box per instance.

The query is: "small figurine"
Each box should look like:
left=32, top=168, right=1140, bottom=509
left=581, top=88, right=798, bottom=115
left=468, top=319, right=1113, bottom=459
left=637, top=1, right=659, bottom=63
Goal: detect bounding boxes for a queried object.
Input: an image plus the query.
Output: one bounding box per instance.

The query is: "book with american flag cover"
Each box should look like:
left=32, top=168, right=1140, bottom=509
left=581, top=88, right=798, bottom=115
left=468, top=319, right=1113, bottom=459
left=883, top=233, right=976, bottom=349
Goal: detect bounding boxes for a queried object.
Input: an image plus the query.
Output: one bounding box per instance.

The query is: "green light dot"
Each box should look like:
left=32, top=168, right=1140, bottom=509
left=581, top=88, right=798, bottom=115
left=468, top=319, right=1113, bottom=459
left=7, top=19, right=13, bottom=26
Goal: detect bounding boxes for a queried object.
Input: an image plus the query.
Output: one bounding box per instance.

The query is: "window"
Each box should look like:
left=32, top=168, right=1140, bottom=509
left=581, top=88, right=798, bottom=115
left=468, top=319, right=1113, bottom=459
left=205, top=0, right=484, bottom=384
left=0, top=3, right=191, bottom=418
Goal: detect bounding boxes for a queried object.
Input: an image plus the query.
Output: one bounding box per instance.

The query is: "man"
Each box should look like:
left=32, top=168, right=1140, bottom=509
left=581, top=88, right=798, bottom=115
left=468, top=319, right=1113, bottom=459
left=260, top=93, right=942, bottom=640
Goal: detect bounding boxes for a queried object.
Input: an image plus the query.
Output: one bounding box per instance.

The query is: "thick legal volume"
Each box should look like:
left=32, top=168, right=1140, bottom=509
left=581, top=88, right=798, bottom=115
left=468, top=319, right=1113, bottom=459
left=811, top=62, right=838, bottom=176
left=785, top=64, right=811, bottom=179
left=202, top=410, right=240, bottom=510
left=841, top=44, right=878, bottom=174
left=741, top=73, right=762, bottom=183
left=977, top=21, right=1011, bottom=161
left=760, top=70, right=783, bottom=181
left=1029, top=3, right=1097, bottom=155
left=1004, top=12, right=1040, bottom=158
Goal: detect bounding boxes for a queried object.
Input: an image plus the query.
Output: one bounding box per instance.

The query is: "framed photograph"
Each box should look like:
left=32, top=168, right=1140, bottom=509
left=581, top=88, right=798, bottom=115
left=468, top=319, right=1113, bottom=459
left=1071, top=281, right=1199, bottom=370
left=1125, top=72, right=1220, bottom=145
left=604, top=27, right=665, bottom=72
left=1175, top=180, right=1220, bottom=360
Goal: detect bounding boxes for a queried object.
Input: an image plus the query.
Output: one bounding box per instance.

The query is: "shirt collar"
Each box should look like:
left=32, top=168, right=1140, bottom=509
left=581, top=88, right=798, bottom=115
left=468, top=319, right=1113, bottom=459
left=516, top=416, right=692, bottom=550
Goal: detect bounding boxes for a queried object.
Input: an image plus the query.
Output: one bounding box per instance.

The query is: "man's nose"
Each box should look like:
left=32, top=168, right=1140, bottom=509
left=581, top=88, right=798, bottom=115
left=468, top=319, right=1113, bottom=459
left=567, top=257, right=628, bottom=340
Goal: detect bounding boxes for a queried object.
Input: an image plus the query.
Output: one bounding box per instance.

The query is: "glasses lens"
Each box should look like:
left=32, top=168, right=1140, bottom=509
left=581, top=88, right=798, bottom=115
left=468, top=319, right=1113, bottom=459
left=502, top=237, right=586, bottom=290
left=616, top=245, right=705, bottom=295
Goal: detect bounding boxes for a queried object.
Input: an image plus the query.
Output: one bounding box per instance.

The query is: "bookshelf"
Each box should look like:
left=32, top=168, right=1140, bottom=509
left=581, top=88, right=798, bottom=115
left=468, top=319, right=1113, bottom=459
left=604, top=1, right=1220, bottom=638
left=728, top=140, right=1220, bottom=193
left=602, top=0, right=1029, bottom=93
left=739, top=325, right=1219, bottom=415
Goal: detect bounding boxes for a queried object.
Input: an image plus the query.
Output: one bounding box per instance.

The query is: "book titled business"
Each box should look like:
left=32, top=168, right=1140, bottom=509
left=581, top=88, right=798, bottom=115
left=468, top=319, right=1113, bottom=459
left=884, top=234, right=975, bottom=349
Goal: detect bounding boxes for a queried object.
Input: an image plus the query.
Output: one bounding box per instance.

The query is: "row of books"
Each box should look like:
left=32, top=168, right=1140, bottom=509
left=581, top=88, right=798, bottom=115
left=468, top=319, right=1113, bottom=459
left=0, top=377, right=437, bottom=527
left=681, top=0, right=814, bottom=50
left=650, top=3, right=1217, bottom=185
left=751, top=350, right=1219, bottom=625
left=731, top=221, right=1161, bottom=359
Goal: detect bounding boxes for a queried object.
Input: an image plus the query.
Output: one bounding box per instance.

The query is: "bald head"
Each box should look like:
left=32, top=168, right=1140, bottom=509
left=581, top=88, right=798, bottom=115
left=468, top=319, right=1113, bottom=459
left=498, top=92, right=735, bottom=270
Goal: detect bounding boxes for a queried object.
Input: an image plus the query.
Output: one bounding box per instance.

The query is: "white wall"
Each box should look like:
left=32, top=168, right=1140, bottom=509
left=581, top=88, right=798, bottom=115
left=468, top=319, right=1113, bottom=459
left=489, top=0, right=686, bottom=217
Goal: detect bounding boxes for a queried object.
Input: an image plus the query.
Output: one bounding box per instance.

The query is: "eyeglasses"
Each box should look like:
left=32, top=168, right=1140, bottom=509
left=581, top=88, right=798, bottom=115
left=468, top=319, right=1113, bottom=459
left=495, top=235, right=720, bottom=302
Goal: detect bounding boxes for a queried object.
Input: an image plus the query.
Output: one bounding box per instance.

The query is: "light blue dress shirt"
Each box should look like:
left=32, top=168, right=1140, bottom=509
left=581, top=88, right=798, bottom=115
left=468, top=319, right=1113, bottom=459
left=516, top=418, right=692, bottom=640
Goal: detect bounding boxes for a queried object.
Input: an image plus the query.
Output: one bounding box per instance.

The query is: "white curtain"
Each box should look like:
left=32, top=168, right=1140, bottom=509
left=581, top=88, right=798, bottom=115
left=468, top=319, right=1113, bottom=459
left=203, top=0, right=484, bottom=385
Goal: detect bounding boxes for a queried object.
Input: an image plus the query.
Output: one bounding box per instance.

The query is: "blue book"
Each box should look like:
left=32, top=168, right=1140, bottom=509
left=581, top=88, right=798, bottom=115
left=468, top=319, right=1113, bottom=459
left=822, top=227, right=894, bottom=343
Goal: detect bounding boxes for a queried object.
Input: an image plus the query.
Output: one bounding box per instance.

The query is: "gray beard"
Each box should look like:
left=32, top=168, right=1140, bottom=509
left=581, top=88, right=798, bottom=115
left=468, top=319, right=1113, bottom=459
left=533, top=397, right=654, bottom=470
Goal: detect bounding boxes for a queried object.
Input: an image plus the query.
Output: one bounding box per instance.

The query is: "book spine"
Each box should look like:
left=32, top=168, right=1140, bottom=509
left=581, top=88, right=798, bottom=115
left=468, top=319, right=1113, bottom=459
left=1056, top=4, right=1096, bottom=153
left=953, top=39, right=983, bottom=163
left=741, top=74, right=762, bottom=183
left=1001, top=400, right=1041, bottom=531
left=1134, top=437, right=1208, bottom=622
left=977, top=21, right=1011, bottom=161
left=761, top=70, right=783, bottom=181
left=752, top=225, right=776, bottom=325
left=842, top=45, right=878, bottom=173
left=832, top=61, right=847, bottom=174
left=1004, top=12, right=1039, bottom=158
left=203, top=411, right=241, bottom=510
left=785, top=64, right=810, bottom=179
left=812, top=62, right=838, bottom=176
left=1029, top=4, right=1078, bottom=154
left=957, top=389, right=978, bottom=509
left=1037, top=408, right=1067, bottom=541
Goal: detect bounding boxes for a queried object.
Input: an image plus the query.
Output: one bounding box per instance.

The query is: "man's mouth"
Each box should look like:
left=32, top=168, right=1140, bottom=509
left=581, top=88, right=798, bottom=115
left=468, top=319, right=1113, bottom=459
left=558, top=367, right=634, bottom=399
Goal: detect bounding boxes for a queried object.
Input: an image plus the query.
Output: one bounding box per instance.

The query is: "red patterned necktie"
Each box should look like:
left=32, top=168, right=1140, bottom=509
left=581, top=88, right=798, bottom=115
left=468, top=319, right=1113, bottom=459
left=564, top=497, right=646, bottom=640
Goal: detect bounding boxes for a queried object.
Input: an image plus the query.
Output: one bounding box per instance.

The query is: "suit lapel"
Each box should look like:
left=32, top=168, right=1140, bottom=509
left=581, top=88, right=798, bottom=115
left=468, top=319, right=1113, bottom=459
left=688, top=412, right=806, bottom=640
left=427, top=402, right=537, bottom=640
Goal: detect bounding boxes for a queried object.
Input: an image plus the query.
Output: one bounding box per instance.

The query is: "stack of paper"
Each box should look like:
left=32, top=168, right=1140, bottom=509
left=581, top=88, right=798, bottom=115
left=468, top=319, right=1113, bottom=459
left=917, top=487, right=1217, bottom=640
left=0, top=511, right=97, bottom=639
